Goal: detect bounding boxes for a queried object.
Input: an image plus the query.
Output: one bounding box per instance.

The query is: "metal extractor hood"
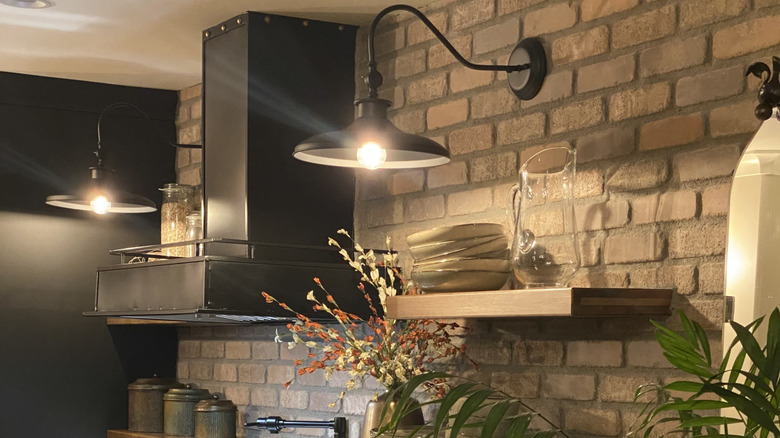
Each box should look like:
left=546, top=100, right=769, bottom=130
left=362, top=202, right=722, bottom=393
left=85, top=12, right=361, bottom=323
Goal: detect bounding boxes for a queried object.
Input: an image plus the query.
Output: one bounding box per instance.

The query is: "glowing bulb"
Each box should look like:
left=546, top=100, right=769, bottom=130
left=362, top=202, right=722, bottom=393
left=357, top=141, right=387, bottom=169
left=90, top=195, right=111, bottom=215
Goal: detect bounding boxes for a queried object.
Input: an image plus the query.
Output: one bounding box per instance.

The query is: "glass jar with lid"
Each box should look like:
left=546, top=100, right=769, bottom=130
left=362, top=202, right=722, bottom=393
left=185, top=212, right=203, bottom=257
left=160, top=183, right=194, bottom=257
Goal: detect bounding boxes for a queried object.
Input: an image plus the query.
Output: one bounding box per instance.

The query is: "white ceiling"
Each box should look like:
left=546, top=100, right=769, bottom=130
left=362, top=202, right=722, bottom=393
left=0, top=0, right=429, bottom=90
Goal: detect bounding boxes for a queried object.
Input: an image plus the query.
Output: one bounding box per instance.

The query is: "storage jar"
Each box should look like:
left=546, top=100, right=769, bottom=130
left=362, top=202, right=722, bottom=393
left=160, top=183, right=194, bottom=257
left=194, top=395, right=237, bottom=438
left=163, top=384, right=211, bottom=436
left=128, top=376, right=185, bottom=432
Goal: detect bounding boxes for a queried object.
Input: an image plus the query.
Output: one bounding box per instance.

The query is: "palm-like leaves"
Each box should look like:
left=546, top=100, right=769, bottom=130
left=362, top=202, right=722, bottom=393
left=373, top=372, right=566, bottom=437
left=631, top=308, right=780, bottom=437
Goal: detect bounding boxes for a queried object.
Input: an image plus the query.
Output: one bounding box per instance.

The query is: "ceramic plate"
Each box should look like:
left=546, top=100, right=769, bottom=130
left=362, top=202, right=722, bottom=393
left=410, top=270, right=509, bottom=293
left=406, top=223, right=506, bottom=247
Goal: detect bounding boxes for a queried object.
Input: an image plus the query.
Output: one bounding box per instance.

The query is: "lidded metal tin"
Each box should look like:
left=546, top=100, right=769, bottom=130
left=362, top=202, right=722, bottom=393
left=128, top=376, right=185, bottom=432
left=194, top=395, right=237, bottom=438
left=164, top=384, right=211, bottom=436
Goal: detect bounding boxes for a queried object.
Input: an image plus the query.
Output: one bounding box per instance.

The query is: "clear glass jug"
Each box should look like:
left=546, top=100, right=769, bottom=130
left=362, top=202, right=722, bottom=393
left=508, top=146, right=579, bottom=288
left=160, top=183, right=194, bottom=257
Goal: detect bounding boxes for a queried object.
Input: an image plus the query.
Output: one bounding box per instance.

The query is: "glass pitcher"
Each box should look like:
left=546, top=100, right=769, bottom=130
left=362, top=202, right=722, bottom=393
left=508, top=146, right=579, bottom=288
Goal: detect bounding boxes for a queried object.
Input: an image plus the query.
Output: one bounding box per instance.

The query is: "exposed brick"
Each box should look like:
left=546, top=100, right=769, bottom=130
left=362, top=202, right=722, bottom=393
left=677, top=66, right=744, bottom=107
left=640, top=36, right=707, bottom=77
left=365, top=199, right=404, bottom=227
left=714, top=15, right=780, bottom=59
left=467, top=340, right=512, bottom=365
left=225, top=386, right=250, bottom=406
left=680, top=0, right=749, bottom=29
left=177, top=125, right=201, bottom=146
left=449, top=124, right=493, bottom=155
left=604, top=233, right=664, bottom=264
left=251, top=387, right=278, bottom=407
left=390, top=170, right=425, bottom=195
left=523, top=70, right=574, bottom=107
left=450, top=66, right=493, bottom=94
left=669, top=223, right=727, bottom=258
left=520, top=143, right=572, bottom=174
left=607, top=160, right=669, bottom=191
left=613, top=5, right=676, bottom=49
left=406, top=74, right=447, bottom=104
left=758, top=0, right=780, bottom=7
left=675, top=144, right=740, bottom=182
left=474, top=17, right=520, bottom=55
left=214, top=363, right=237, bottom=382
left=639, top=113, right=704, bottom=151
left=189, top=362, right=212, bottom=380
left=498, top=0, right=545, bottom=15
left=280, top=390, right=309, bottom=409
left=374, top=27, right=404, bottom=57
left=702, top=184, right=730, bottom=217
left=180, top=84, right=202, bottom=101
left=631, top=265, right=697, bottom=295
left=309, top=392, right=342, bottom=412
left=177, top=149, right=190, bottom=168
left=552, top=26, right=609, bottom=65
left=280, top=344, right=309, bottom=361
left=470, top=152, right=517, bottom=182
left=357, top=173, right=390, bottom=201
left=267, top=365, right=295, bottom=385
left=577, top=54, right=634, bottom=93
left=491, top=372, right=540, bottom=398
left=513, top=340, right=564, bottom=366
left=177, top=361, right=188, bottom=379
left=391, top=109, right=425, bottom=134
left=710, top=100, right=762, bottom=137
left=582, top=0, right=639, bottom=21
left=427, top=161, right=468, bottom=188
left=296, top=369, right=327, bottom=387
left=407, top=12, right=446, bottom=46
left=471, top=88, right=519, bottom=119
left=543, top=374, right=596, bottom=400
left=342, top=393, right=373, bottom=416
left=394, top=50, right=426, bottom=79
left=609, top=82, right=670, bottom=121
left=599, top=375, right=653, bottom=402
left=448, top=188, right=493, bottom=215
left=524, top=2, right=577, bottom=37
left=497, top=113, right=546, bottom=145
left=575, top=168, right=605, bottom=198
left=633, top=191, right=697, bottom=224
left=225, top=341, right=250, bottom=359
left=576, top=127, right=635, bottom=163
left=427, top=99, right=468, bottom=130
left=201, top=341, right=225, bottom=359
left=529, top=209, right=565, bottom=236
left=700, top=262, right=725, bottom=294
left=575, top=200, right=630, bottom=231
left=429, top=35, right=471, bottom=69
left=567, top=341, right=622, bottom=367
left=551, top=97, right=604, bottom=134
left=451, top=0, right=494, bottom=30
left=406, top=195, right=446, bottom=222
left=178, top=340, right=200, bottom=358
left=572, top=270, right=630, bottom=289
left=579, top=235, right=602, bottom=266
left=626, top=340, right=674, bottom=367
left=238, top=364, right=265, bottom=383
left=565, top=409, right=620, bottom=436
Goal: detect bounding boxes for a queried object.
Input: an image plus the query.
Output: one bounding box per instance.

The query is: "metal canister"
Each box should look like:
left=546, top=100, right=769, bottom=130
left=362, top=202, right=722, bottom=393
left=194, top=395, right=237, bottom=438
left=163, top=385, right=211, bottom=436
left=128, top=376, right=185, bottom=432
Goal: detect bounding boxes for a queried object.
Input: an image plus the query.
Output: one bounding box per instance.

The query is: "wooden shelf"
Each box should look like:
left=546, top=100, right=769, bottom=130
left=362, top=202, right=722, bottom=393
left=106, top=318, right=185, bottom=326
left=107, top=430, right=165, bottom=438
left=386, top=287, right=673, bottom=319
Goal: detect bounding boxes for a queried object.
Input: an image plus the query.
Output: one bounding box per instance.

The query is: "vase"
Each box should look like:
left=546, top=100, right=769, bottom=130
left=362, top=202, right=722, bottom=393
left=361, top=391, right=425, bottom=438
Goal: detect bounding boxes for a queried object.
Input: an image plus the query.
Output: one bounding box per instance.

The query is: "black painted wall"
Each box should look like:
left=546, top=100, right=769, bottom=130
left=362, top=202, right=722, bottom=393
left=0, top=72, right=178, bottom=437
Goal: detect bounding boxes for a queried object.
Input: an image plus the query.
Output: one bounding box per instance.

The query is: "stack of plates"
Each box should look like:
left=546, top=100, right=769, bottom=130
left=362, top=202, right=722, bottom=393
left=407, top=223, right=510, bottom=293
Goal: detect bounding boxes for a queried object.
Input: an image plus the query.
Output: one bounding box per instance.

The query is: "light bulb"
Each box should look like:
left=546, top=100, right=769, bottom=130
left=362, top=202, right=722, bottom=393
left=90, top=195, right=111, bottom=214
left=357, top=141, right=387, bottom=170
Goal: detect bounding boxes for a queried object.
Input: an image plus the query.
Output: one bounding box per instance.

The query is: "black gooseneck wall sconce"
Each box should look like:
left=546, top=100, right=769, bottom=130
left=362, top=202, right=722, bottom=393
left=747, top=56, right=780, bottom=120
left=45, top=102, right=202, bottom=214
left=293, top=4, right=548, bottom=170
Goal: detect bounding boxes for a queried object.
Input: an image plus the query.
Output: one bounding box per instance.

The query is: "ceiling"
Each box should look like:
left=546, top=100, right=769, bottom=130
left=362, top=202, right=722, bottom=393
left=0, top=0, right=429, bottom=90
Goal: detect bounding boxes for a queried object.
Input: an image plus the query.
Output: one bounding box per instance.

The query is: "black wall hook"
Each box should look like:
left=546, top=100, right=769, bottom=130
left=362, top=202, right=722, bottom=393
left=747, top=57, right=780, bottom=120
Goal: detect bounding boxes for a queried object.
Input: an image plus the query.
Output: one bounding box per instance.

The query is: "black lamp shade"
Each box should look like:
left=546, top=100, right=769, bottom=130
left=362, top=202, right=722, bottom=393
left=293, top=98, right=450, bottom=169
left=45, top=166, right=157, bottom=214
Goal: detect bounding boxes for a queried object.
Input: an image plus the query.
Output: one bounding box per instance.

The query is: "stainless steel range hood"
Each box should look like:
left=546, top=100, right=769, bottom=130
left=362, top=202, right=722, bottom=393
left=85, top=12, right=360, bottom=323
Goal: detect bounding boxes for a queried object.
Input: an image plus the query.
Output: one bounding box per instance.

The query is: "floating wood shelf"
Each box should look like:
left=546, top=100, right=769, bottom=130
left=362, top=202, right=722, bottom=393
left=107, top=430, right=165, bottom=438
left=386, top=287, right=673, bottom=320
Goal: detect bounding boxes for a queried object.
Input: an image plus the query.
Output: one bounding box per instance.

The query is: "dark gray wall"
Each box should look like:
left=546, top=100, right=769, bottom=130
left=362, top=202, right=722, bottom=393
left=0, top=72, right=178, bottom=437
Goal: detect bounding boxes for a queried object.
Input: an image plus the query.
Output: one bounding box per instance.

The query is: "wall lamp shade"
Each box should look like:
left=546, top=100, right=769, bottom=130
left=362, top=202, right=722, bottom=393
left=45, top=102, right=201, bottom=214
left=292, top=4, right=547, bottom=170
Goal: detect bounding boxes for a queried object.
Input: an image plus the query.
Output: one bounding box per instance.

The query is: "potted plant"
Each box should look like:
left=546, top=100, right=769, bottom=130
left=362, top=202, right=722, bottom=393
left=629, top=308, right=780, bottom=437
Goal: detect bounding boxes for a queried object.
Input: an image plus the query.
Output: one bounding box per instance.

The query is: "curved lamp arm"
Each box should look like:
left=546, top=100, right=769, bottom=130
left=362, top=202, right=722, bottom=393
left=95, top=101, right=201, bottom=167
left=365, top=4, right=535, bottom=98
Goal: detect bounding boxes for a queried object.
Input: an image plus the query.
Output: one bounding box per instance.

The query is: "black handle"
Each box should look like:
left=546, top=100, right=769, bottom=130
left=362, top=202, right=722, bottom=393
left=245, top=416, right=347, bottom=437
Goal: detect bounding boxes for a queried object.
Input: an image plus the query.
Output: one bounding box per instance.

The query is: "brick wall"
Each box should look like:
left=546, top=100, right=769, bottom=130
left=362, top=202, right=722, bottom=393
left=174, top=0, right=780, bottom=436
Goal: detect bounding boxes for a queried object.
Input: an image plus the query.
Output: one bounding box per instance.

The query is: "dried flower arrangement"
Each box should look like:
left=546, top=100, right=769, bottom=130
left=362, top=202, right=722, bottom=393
left=262, top=229, right=473, bottom=401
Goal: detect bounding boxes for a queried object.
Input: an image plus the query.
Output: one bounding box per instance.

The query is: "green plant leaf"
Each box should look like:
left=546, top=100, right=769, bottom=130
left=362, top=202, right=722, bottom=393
left=505, top=413, right=533, bottom=438
left=703, top=382, right=780, bottom=435
left=664, top=380, right=704, bottom=393
left=677, top=416, right=742, bottom=428
left=692, top=320, right=712, bottom=365
left=479, top=400, right=512, bottom=438
left=529, top=430, right=558, bottom=438
left=432, top=382, right=477, bottom=437
left=765, top=307, right=780, bottom=384
left=730, top=319, right=768, bottom=377
left=449, top=389, right=494, bottom=438
left=655, top=399, right=730, bottom=412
